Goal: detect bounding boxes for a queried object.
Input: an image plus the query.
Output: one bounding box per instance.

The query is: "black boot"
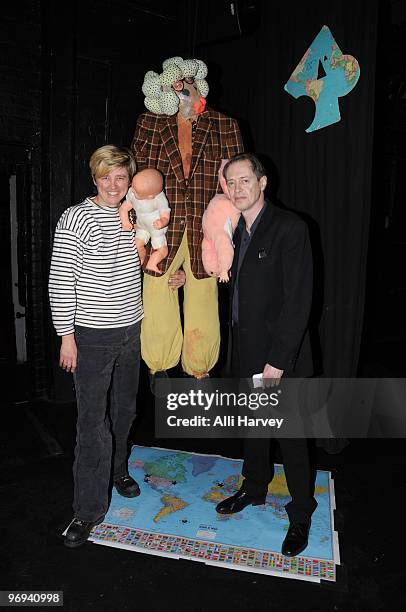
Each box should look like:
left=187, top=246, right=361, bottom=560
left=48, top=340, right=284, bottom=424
left=149, top=370, right=169, bottom=396
left=281, top=520, right=311, bottom=557
left=114, top=474, right=141, bottom=498
left=215, top=489, right=266, bottom=514
left=64, top=517, right=104, bottom=548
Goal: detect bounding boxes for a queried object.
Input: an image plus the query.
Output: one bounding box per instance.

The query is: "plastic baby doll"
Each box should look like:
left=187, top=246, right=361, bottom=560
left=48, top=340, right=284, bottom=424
left=120, top=168, right=171, bottom=274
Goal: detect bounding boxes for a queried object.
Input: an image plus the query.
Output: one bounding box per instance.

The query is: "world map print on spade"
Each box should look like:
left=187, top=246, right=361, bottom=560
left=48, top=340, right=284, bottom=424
left=284, top=25, right=360, bottom=132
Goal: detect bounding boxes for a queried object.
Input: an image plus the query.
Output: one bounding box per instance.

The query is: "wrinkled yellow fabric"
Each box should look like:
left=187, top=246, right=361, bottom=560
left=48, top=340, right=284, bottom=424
left=141, top=231, right=219, bottom=376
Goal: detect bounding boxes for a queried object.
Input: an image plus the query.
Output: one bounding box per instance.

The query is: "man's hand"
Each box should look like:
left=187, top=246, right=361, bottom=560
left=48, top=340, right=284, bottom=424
left=59, top=333, right=77, bottom=373
left=168, top=269, right=186, bottom=290
left=262, top=363, right=284, bottom=387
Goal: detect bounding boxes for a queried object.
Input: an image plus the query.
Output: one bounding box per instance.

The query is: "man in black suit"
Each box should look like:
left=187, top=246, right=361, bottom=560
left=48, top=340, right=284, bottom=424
left=215, top=153, right=317, bottom=557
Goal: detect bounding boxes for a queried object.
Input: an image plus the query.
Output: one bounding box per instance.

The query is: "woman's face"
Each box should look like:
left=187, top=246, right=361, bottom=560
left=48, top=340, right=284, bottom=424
left=94, top=166, right=130, bottom=208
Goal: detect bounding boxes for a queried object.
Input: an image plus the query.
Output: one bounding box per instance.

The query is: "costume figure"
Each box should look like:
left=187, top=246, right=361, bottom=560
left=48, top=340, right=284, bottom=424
left=132, top=56, right=243, bottom=378
left=119, top=168, right=171, bottom=274
left=216, top=154, right=317, bottom=559
left=202, top=170, right=240, bottom=282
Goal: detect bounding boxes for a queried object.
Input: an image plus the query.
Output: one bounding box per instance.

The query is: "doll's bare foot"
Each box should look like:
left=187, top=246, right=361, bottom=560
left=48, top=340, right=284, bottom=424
left=218, top=271, right=230, bottom=282
left=146, top=262, right=163, bottom=274
left=146, top=246, right=168, bottom=274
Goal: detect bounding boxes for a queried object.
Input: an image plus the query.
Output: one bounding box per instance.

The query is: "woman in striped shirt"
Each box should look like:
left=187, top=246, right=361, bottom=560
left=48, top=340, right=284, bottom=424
left=49, top=145, right=144, bottom=548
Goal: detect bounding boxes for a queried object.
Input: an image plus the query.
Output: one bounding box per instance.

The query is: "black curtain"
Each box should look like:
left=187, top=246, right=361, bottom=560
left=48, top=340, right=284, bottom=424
left=195, top=0, right=378, bottom=376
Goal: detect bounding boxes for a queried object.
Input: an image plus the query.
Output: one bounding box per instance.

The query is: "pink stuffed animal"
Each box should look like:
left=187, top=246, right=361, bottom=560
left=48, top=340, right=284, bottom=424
left=202, top=171, right=241, bottom=282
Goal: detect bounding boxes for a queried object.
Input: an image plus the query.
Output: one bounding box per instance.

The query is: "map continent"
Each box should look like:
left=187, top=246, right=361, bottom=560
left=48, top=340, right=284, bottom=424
left=284, top=25, right=360, bottom=132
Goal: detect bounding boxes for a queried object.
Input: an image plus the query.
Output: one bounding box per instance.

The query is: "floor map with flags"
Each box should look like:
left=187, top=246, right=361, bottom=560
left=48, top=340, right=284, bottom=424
left=89, top=445, right=340, bottom=582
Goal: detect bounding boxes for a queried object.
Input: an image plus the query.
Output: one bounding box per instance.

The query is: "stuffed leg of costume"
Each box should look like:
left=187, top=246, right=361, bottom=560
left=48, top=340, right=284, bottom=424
left=141, top=231, right=219, bottom=376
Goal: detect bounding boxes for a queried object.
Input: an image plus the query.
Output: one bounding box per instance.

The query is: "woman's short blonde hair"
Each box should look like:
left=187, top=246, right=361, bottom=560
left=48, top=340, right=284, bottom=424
left=89, top=145, right=137, bottom=180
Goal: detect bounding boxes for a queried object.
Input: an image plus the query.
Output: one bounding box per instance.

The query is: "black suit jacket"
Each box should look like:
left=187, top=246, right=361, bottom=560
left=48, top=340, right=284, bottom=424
left=230, top=200, right=313, bottom=378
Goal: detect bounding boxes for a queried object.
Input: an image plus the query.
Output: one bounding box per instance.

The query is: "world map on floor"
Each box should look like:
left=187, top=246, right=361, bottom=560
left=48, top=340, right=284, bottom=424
left=90, top=445, right=339, bottom=581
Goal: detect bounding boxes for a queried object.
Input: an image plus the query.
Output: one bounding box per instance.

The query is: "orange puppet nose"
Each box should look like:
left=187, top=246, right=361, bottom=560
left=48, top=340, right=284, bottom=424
left=194, top=97, right=207, bottom=114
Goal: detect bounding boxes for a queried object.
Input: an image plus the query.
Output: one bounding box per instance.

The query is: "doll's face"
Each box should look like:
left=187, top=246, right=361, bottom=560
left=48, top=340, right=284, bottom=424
left=132, top=169, right=163, bottom=199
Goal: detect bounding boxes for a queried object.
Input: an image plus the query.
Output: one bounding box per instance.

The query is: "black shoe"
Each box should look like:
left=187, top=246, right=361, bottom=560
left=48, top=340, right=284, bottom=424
left=281, top=520, right=311, bottom=557
left=215, top=489, right=266, bottom=515
left=64, top=517, right=103, bottom=548
left=114, top=474, right=141, bottom=498
left=149, top=370, right=169, bottom=397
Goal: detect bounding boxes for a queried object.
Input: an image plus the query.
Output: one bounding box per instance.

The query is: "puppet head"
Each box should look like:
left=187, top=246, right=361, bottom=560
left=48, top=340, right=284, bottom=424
left=142, top=56, right=209, bottom=117
left=132, top=168, right=163, bottom=199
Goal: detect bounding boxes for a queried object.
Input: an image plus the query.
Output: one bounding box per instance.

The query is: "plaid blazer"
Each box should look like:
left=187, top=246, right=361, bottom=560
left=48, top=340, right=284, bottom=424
left=131, top=108, right=243, bottom=278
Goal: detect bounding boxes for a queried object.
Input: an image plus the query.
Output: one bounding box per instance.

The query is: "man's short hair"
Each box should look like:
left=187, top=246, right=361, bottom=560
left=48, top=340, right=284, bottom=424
left=89, top=145, right=137, bottom=180
left=223, top=153, right=267, bottom=181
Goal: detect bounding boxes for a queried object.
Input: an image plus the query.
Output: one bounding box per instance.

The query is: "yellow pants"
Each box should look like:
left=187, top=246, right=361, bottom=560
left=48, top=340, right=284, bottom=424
left=141, top=232, right=220, bottom=376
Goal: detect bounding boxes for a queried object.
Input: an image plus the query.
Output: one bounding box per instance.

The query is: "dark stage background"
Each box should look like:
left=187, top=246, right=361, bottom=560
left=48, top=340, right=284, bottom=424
left=2, top=1, right=406, bottom=609
left=2, top=0, right=398, bottom=401
left=196, top=1, right=378, bottom=378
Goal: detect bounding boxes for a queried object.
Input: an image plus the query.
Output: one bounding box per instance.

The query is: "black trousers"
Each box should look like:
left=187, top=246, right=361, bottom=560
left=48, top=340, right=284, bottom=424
left=231, top=325, right=317, bottom=523
left=73, top=322, right=141, bottom=522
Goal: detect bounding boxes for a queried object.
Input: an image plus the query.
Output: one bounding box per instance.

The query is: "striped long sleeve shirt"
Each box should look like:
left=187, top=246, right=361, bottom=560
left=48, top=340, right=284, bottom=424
left=49, top=198, right=143, bottom=336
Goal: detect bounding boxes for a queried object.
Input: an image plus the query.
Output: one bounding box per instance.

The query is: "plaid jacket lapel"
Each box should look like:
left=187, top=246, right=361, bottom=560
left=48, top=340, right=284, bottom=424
left=160, top=116, right=185, bottom=188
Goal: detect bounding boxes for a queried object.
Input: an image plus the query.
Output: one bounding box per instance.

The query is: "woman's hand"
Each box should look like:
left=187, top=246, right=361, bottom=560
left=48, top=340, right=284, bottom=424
left=59, top=333, right=77, bottom=373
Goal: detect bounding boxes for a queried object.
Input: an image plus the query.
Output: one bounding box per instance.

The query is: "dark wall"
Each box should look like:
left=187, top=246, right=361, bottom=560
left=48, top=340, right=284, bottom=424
left=359, top=1, right=406, bottom=376
left=0, top=0, right=382, bottom=399
left=196, top=0, right=378, bottom=376
left=0, top=2, right=41, bottom=142
left=0, top=1, right=47, bottom=396
left=0, top=0, right=191, bottom=399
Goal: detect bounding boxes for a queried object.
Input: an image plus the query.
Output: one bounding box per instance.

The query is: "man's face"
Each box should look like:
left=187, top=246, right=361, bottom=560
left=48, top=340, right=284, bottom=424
left=94, top=166, right=130, bottom=208
left=225, top=160, right=267, bottom=213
